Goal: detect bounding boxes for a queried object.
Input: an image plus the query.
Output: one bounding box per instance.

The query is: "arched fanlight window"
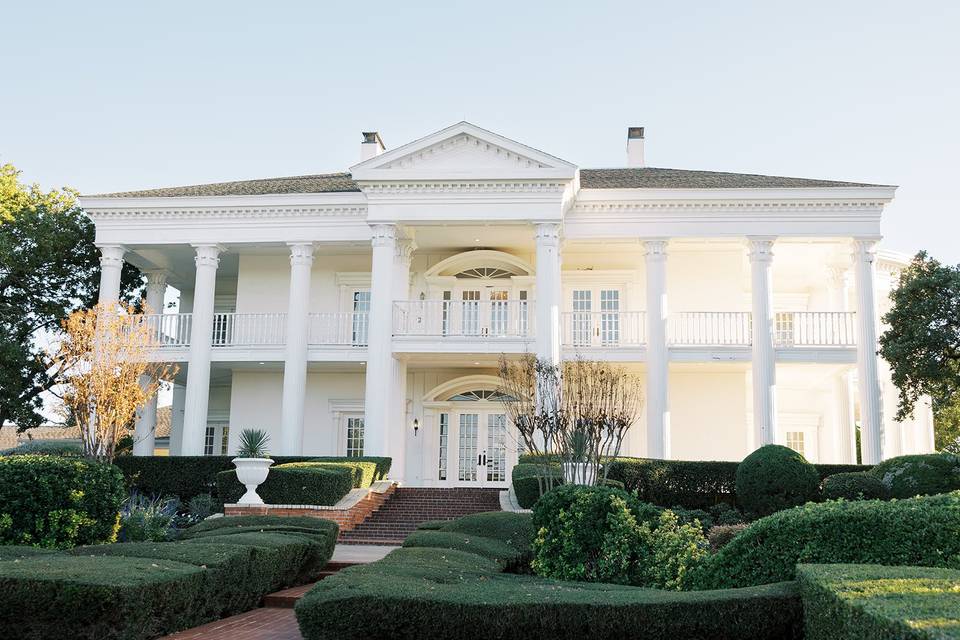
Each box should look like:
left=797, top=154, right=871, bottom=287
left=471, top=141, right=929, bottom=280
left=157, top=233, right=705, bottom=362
left=447, top=389, right=517, bottom=402
left=455, top=267, right=516, bottom=279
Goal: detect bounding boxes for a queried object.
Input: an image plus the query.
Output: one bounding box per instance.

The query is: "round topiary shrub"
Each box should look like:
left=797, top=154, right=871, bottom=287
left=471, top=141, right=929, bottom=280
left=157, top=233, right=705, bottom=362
left=735, top=445, right=820, bottom=517
left=871, top=453, right=960, bottom=498
left=822, top=471, right=887, bottom=501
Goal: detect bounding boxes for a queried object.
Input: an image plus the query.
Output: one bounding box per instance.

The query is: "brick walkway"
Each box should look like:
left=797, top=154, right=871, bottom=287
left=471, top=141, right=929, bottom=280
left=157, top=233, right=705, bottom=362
left=163, top=607, right=302, bottom=640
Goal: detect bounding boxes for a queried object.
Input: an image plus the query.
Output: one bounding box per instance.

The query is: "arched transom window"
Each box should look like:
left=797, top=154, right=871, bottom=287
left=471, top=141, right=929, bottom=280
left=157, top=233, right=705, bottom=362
left=447, top=389, right=516, bottom=402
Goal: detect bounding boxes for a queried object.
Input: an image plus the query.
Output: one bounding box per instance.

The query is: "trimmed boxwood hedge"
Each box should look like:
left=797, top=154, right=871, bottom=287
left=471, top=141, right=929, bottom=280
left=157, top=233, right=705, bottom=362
left=295, top=511, right=803, bottom=640
left=511, top=462, right=563, bottom=508
left=798, top=564, right=960, bottom=639
left=0, top=515, right=337, bottom=640
left=0, top=455, right=126, bottom=548
left=216, top=461, right=376, bottom=505
left=689, top=492, right=960, bottom=590
left=822, top=472, right=887, bottom=501
left=735, top=445, right=821, bottom=517
left=600, top=455, right=869, bottom=511
left=114, top=455, right=391, bottom=502
left=871, top=453, right=960, bottom=498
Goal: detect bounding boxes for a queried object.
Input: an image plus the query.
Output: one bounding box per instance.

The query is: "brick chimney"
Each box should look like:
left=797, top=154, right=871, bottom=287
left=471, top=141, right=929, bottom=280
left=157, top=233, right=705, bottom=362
left=627, top=127, right=645, bottom=167
left=360, top=131, right=386, bottom=161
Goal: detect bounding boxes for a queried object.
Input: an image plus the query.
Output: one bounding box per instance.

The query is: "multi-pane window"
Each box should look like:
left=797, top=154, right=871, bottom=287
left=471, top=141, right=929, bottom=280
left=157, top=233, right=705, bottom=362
left=346, top=417, right=364, bottom=457
left=572, top=290, right=592, bottom=346
left=458, top=413, right=479, bottom=481
left=600, top=289, right=620, bottom=346
left=352, top=291, right=370, bottom=346
left=461, top=290, right=481, bottom=335
left=786, top=431, right=805, bottom=457
left=518, top=291, right=529, bottom=336
left=489, top=290, right=509, bottom=336
left=438, top=413, right=449, bottom=481
left=487, top=414, right=507, bottom=482
left=221, top=426, right=230, bottom=455
left=203, top=426, right=216, bottom=456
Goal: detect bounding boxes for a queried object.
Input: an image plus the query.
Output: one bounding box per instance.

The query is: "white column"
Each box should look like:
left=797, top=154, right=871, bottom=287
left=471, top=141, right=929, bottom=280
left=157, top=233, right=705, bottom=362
left=748, top=237, right=777, bottom=448
left=133, top=270, right=167, bottom=456
left=363, top=224, right=397, bottom=459
left=534, top=223, right=562, bottom=366
left=853, top=238, right=884, bottom=464
left=279, top=243, right=315, bottom=455
left=181, top=244, right=222, bottom=456
left=644, top=239, right=670, bottom=459
left=390, top=238, right=414, bottom=481
left=833, top=371, right=855, bottom=463
left=168, top=383, right=186, bottom=455
left=97, top=245, right=126, bottom=307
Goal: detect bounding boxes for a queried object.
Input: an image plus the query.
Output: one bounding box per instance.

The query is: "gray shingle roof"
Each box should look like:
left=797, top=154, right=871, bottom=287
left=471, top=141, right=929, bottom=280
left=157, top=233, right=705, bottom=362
left=88, top=172, right=360, bottom=198
left=86, top=167, right=887, bottom=198
left=579, top=168, right=887, bottom=189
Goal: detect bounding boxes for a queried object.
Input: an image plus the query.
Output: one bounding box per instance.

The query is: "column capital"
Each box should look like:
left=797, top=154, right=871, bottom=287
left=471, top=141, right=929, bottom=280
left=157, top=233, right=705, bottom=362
left=746, top=236, right=776, bottom=262
left=395, top=238, right=417, bottom=266
left=852, top=237, right=881, bottom=263
left=143, top=269, right=168, bottom=287
left=370, top=223, right=398, bottom=247
left=287, top=242, right=315, bottom=266
left=191, top=244, right=224, bottom=268
left=97, top=244, right=126, bottom=267
left=826, top=264, right=849, bottom=286
left=534, top=222, right=561, bottom=246
left=643, top=238, right=669, bottom=260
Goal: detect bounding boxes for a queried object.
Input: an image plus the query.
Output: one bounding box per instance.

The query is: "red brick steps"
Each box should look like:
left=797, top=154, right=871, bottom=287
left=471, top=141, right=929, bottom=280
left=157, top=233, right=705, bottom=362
left=261, top=560, right=360, bottom=608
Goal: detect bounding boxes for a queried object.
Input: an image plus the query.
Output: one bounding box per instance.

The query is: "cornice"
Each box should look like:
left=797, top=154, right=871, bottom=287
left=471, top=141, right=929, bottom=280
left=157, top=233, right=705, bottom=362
left=358, top=181, right=569, bottom=195
left=86, top=205, right=367, bottom=221
left=570, top=200, right=886, bottom=215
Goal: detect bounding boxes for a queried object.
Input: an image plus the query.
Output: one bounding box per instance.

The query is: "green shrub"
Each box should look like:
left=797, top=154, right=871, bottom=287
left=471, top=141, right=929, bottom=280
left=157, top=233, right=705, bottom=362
left=0, top=455, right=125, bottom=548
left=216, top=462, right=356, bottom=505
left=735, top=445, right=820, bottom=517
left=0, top=516, right=338, bottom=640
left=690, top=492, right=960, bottom=589
left=798, top=564, right=960, bottom=640
left=0, top=440, right=83, bottom=457
left=532, top=490, right=708, bottom=589
left=707, top=524, right=748, bottom=551
left=511, top=462, right=563, bottom=508
left=295, top=519, right=802, bottom=640
left=822, top=472, right=887, bottom=501
left=113, top=455, right=391, bottom=503
left=118, top=492, right=179, bottom=542
left=404, top=512, right=535, bottom=571
left=871, top=453, right=960, bottom=498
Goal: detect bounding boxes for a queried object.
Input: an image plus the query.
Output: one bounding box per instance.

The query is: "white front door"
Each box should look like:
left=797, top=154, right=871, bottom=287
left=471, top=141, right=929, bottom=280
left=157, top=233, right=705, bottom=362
left=459, top=287, right=512, bottom=337
left=444, top=405, right=514, bottom=487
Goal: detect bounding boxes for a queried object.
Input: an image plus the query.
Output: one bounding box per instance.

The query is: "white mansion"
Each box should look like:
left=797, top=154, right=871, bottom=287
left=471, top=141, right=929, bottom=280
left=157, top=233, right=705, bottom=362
left=83, top=122, right=933, bottom=487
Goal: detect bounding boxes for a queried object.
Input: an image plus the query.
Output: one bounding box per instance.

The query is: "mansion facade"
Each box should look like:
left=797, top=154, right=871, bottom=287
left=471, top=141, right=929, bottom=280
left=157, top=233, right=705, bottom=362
left=82, top=122, right=934, bottom=487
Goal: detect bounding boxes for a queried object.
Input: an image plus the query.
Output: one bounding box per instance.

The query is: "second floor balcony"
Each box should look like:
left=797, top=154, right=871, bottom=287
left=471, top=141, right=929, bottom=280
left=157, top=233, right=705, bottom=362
left=138, top=305, right=857, bottom=359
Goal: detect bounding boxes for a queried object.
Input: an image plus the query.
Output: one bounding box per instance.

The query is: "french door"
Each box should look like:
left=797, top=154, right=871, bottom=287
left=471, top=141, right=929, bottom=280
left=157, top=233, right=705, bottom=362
left=439, top=407, right=514, bottom=487
left=459, top=287, right=512, bottom=337
left=570, top=287, right=623, bottom=347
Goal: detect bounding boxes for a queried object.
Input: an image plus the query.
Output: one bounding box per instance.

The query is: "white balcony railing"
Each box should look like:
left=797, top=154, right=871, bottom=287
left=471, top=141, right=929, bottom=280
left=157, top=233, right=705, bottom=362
left=561, top=311, right=646, bottom=348
left=774, top=311, right=856, bottom=347
left=308, top=312, right=369, bottom=346
left=212, top=313, right=286, bottom=346
left=669, top=312, right=752, bottom=346
left=141, top=313, right=193, bottom=347
left=393, top=300, right=533, bottom=338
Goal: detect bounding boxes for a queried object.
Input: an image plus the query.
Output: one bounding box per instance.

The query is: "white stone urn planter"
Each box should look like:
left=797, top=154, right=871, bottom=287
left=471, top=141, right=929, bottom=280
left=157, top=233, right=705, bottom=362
left=562, top=462, right=597, bottom=486
left=233, top=458, right=274, bottom=505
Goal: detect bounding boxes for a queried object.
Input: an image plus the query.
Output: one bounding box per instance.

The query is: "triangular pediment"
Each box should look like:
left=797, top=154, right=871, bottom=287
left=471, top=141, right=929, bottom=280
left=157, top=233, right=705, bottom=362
left=350, top=122, right=577, bottom=181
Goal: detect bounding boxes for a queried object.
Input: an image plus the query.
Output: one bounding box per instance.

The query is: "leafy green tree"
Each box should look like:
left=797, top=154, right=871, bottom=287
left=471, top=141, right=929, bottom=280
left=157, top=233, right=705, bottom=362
left=879, top=251, right=960, bottom=452
left=0, top=163, right=141, bottom=430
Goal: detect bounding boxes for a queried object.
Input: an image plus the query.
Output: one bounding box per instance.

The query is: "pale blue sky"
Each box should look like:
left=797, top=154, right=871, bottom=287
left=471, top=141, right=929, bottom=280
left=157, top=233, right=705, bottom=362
left=3, top=1, right=958, bottom=262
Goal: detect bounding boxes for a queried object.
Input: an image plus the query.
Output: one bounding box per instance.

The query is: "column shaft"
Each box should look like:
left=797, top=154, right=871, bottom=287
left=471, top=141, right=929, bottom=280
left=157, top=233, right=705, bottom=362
left=390, top=239, right=414, bottom=481
left=182, top=245, right=222, bottom=456
left=363, top=225, right=397, bottom=459
left=97, top=245, right=126, bottom=307
left=133, top=270, right=167, bottom=456
left=853, top=238, right=884, bottom=463
left=279, top=243, right=315, bottom=455
left=748, top=237, right=777, bottom=448
left=644, top=239, right=670, bottom=458
left=534, top=223, right=562, bottom=366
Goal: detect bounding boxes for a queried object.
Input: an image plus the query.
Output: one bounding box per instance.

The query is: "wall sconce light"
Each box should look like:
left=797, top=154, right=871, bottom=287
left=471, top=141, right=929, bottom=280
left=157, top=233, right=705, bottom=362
left=419, top=291, right=426, bottom=301
left=412, top=418, right=420, bottom=436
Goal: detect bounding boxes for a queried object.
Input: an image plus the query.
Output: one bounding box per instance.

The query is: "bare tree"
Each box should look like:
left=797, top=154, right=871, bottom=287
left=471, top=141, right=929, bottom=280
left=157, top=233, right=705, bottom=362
left=498, top=354, right=643, bottom=497
left=50, top=302, right=176, bottom=462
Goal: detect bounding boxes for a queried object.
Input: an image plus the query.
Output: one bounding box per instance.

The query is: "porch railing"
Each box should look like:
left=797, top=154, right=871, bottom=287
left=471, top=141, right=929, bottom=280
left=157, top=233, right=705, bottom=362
left=140, top=313, right=193, bottom=347
left=212, top=313, right=286, bottom=346
left=669, top=312, right=753, bottom=346
left=308, top=312, right=370, bottom=346
left=393, top=300, right=533, bottom=338
left=560, top=311, right=646, bottom=348
left=774, top=311, right=856, bottom=347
